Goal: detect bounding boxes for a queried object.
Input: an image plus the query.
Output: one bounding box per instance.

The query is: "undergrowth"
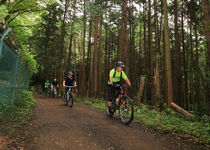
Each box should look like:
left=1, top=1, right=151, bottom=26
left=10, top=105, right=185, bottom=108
left=0, top=90, right=35, bottom=137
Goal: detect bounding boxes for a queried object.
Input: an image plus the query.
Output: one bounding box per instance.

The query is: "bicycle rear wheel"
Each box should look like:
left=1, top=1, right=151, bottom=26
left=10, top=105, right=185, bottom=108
left=119, top=96, right=134, bottom=125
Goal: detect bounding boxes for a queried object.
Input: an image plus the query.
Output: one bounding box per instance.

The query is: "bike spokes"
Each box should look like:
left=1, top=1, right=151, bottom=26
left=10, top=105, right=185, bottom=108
left=119, top=96, right=134, bottom=125
left=68, top=96, right=73, bottom=107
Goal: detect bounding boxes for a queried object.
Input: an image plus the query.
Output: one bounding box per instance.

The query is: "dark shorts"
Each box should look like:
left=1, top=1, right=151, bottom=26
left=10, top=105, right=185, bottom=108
left=107, top=83, right=120, bottom=102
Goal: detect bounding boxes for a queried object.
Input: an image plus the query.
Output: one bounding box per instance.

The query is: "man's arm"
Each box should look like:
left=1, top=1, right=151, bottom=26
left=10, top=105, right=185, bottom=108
left=63, top=81, right=65, bottom=87
left=122, top=71, right=131, bottom=86
left=73, top=81, right=77, bottom=87
left=109, top=76, right=113, bottom=85
left=125, top=78, right=131, bottom=86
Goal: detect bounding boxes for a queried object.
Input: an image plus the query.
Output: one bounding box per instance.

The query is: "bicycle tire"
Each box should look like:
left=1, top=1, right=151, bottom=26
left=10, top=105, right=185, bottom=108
left=68, top=95, right=73, bottom=107
left=64, top=94, right=67, bottom=105
left=119, top=95, right=134, bottom=125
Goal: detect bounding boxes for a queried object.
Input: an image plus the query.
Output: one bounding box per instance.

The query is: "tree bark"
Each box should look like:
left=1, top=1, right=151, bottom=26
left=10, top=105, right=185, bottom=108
left=148, top=0, right=153, bottom=105
left=201, top=0, right=210, bottom=113
left=194, top=23, right=200, bottom=113
left=67, top=0, right=77, bottom=71
left=143, top=3, right=147, bottom=75
left=163, top=0, right=174, bottom=105
left=97, top=15, right=103, bottom=98
left=174, top=0, right=181, bottom=106
left=170, top=102, right=194, bottom=117
left=59, top=0, right=68, bottom=96
left=81, top=0, right=87, bottom=97
left=119, top=0, right=128, bottom=63
left=136, top=77, right=146, bottom=106
left=93, top=16, right=99, bottom=97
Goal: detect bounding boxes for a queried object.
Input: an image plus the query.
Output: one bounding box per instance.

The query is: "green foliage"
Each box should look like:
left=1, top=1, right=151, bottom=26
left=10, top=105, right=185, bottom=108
left=75, top=97, right=104, bottom=109
left=0, top=90, right=35, bottom=136
left=135, top=104, right=210, bottom=144
left=0, top=5, right=7, bottom=20
left=29, top=2, right=62, bottom=80
left=19, top=50, right=37, bottom=76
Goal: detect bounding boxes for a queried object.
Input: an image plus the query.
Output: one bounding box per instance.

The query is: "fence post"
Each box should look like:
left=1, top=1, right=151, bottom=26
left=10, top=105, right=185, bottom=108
left=11, top=54, right=19, bottom=105
left=0, top=27, right=12, bottom=58
left=0, top=40, right=2, bottom=59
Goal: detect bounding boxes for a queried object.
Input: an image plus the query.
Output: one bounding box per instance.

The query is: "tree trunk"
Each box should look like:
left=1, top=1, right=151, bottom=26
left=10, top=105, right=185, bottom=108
left=170, top=102, right=194, bottom=117
left=189, top=23, right=194, bottom=110
left=163, top=0, right=174, bottom=105
left=181, top=1, right=188, bottom=110
left=143, top=3, right=147, bottom=75
left=93, top=16, right=99, bottom=97
left=86, top=18, right=92, bottom=85
left=59, top=0, right=68, bottom=96
left=201, top=0, right=210, bottom=113
left=67, top=2, right=76, bottom=71
left=148, top=0, right=153, bottom=105
left=81, top=0, right=87, bottom=97
left=174, top=0, right=181, bottom=106
left=97, top=15, right=103, bottom=98
left=119, top=0, right=128, bottom=64
left=194, top=23, right=200, bottom=113
left=136, top=77, right=146, bottom=106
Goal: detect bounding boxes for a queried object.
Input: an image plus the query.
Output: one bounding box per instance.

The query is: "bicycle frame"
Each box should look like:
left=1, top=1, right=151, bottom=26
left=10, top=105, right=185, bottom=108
left=116, top=87, right=124, bottom=105
left=113, top=85, right=130, bottom=105
left=65, top=86, right=76, bottom=97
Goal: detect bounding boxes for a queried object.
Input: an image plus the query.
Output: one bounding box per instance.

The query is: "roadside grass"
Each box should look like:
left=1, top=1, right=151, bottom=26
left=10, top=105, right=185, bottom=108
left=0, top=90, right=36, bottom=137
left=135, top=104, right=210, bottom=145
left=75, top=97, right=210, bottom=145
left=75, top=97, right=104, bottom=109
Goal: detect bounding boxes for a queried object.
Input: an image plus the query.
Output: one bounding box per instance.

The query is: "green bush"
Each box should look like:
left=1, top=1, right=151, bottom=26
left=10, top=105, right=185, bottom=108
left=0, top=90, right=35, bottom=136
left=135, top=104, right=210, bottom=144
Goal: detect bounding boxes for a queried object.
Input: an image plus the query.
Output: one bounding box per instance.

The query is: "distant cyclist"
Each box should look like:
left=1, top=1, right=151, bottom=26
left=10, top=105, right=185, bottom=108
left=63, top=72, right=77, bottom=95
left=51, top=78, right=59, bottom=97
left=107, top=61, right=131, bottom=107
left=44, top=80, right=50, bottom=96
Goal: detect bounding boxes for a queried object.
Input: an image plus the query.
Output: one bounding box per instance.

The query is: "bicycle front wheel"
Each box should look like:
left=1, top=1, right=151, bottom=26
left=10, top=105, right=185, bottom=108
left=67, top=95, right=73, bottom=107
left=119, top=96, right=134, bottom=125
left=64, top=94, right=67, bottom=105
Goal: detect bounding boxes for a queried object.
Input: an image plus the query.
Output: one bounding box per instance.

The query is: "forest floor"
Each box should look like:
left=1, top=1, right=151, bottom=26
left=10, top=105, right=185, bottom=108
left=6, top=95, right=208, bottom=150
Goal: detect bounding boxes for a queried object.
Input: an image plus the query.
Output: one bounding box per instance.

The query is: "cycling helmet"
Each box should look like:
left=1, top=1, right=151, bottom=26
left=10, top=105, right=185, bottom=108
left=116, top=61, right=124, bottom=68
left=47, top=80, right=49, bottom=82
left=68, top=71, right=73, bottom=75
left=54, top=78, right=56, bottom=81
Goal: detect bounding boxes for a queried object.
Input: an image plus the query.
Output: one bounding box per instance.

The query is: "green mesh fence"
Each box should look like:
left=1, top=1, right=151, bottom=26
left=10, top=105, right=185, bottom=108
left=0, top=39, right=30, bottom=106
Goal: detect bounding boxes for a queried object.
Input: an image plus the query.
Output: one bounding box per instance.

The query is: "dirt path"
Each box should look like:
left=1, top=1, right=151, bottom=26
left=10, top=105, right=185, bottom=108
left=22, top=95, right=205, bottom=150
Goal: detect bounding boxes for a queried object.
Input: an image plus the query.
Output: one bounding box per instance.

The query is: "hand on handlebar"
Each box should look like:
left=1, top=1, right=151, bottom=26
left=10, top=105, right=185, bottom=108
left=128, top=85, right=132, bottom=89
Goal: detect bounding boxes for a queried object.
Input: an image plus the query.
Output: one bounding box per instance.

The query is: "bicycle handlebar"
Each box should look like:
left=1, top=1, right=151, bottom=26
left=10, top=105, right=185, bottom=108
left=112, top=84, right=131, bottom=89
left=64, top=86, right=77, bottom=88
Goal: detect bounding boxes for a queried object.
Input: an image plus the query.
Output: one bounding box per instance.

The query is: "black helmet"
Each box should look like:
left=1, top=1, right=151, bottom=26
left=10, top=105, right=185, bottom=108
left=68, top=71, right=73, bottom=75
left=116, top=61, right=124, bottom=68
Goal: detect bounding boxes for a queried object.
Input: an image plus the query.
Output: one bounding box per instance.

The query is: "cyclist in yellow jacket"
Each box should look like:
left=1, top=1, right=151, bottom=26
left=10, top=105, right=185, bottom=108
left=44, top=80, right=50, bottom=96
left=107, top=61, right=131, bottom=107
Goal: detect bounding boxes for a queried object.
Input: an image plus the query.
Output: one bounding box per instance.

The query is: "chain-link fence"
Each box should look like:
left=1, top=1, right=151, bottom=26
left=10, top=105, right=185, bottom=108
left=0, top=29, right=30, bottom=106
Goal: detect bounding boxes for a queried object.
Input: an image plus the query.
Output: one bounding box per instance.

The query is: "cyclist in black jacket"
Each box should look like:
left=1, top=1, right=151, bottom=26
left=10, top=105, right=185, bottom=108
left=63, top=72, right=77, bottom=94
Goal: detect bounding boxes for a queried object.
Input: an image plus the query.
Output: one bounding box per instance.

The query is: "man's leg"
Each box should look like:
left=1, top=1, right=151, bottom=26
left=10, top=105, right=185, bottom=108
left=44, top=88, right=47, bottom=95
left=107, top=85, right=115, bottom=107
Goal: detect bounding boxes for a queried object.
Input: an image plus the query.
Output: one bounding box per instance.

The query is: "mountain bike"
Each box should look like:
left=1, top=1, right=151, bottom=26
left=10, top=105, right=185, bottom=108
left=64, top=86, right=76, bottom=107
left=50, top=86, right=57, bottom=98
left=105, top=84, right=134, bottom=125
